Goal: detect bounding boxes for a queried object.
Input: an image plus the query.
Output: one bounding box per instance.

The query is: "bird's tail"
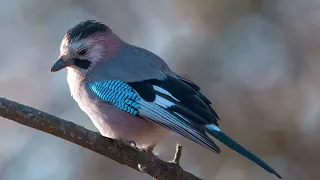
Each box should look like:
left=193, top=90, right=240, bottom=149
left=206, top=124, right=282, bottom=179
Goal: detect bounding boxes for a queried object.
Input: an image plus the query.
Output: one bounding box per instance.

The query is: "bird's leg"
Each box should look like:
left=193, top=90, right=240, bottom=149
left=143, top=145, right=156, bottom=162
left=138, top=145, right=156, bottom=173
left=144, top=145, right=155, bottom=153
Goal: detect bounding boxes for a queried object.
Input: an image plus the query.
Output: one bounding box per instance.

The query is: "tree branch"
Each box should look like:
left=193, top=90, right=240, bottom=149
left=0, top=97, right=202, bottom=180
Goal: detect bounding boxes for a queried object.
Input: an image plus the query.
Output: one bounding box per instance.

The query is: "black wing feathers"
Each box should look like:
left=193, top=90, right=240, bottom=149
left=129, top=75, right=219, bottom=125
left=176, top=75, right=201, bottom=91
left=157, top=76, right=219, bottom=124
left=176, top=75, right=212, bottom=104
left=127, top=81, right=156, bottom=102
left=156, top=91, right=209, bottom=124
left=176, top=76, right=220, bottom=120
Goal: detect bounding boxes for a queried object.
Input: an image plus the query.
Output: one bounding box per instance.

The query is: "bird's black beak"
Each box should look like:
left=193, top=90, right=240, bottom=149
left=50, top=59, right=71, bottom=72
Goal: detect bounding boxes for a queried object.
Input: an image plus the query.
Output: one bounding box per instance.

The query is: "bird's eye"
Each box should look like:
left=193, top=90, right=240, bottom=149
left=79, top=48, right=88, bottom=56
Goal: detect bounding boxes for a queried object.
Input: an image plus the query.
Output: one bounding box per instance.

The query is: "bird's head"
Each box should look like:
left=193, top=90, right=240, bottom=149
left=50, top=20, right=122, bottom=74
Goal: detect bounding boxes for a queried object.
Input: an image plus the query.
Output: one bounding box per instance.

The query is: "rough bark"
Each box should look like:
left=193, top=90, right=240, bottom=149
left=0, top=97, right=202, bottom=180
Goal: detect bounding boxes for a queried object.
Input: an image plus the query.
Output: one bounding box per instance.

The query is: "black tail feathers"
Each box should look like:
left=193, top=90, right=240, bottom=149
left=207, top=125, right=282, bottom=179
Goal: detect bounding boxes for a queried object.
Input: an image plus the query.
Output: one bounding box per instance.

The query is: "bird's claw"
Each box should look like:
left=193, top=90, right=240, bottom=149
left=138, top=164, right=147, bottom=173
left=137, top=146, right=156, bottom=173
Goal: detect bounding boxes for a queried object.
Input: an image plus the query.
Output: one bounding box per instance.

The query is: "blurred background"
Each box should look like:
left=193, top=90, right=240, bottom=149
left=0, top=0, right=319, bottom=179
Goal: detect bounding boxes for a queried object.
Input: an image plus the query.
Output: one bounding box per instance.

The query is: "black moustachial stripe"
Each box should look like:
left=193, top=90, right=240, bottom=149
left=65, top=20, right=110, bottom=41
left=74, top=58, right=91, bottom=69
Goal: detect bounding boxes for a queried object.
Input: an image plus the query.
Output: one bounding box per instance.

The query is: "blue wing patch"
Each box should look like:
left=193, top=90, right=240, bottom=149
left=88, top=80, right=141, bottom=115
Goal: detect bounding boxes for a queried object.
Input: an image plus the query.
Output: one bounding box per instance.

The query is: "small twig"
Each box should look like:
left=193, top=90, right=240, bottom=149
left=0, top=97, right=202, bottom=180
left=172, top=144, right=183, bottom=165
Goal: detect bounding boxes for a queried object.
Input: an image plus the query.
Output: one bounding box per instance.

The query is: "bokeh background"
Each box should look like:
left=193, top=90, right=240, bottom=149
left=1, top=0, right=320, bottom=179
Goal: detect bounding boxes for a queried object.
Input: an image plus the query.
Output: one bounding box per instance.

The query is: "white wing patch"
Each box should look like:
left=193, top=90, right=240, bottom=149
left=154, top=95, right=175, bottom=108
left=153, top=85, right=179, bottom=101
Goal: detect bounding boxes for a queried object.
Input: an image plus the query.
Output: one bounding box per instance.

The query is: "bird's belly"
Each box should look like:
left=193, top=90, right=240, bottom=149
left=86, top=103, right=169, bottom=149
left=70, top=83, right=168, bottom=150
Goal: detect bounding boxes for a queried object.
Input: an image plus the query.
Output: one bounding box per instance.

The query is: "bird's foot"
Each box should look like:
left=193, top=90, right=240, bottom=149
left=121, top=139, right=155, bottom=173
left=137, top=146, right=156, bottom=173
left=138, top=144, right=183, bottom=173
